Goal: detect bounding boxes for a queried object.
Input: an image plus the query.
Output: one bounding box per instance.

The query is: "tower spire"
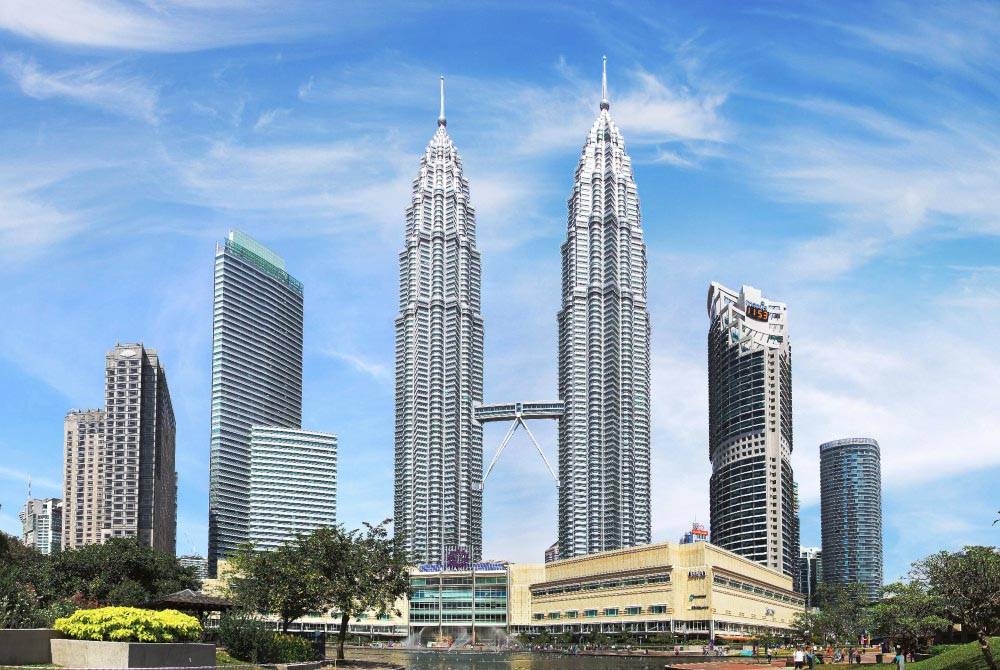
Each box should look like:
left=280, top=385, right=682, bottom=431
left=600, top=55, right=609, bottom=110
left=438, top=75, right=446, bottom=127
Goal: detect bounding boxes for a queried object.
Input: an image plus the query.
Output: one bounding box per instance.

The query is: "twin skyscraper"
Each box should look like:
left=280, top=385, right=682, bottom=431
left=393, top=60, right=652, bottom=564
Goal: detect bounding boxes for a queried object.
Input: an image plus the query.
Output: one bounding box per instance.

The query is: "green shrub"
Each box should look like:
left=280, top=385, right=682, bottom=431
left=218, top=612, right=275, bottom=662
left=217, top=612, right=318, bottom=662
left=271, top=633, right=316, bottom=662
left=54, top=606, right=201, bottom=642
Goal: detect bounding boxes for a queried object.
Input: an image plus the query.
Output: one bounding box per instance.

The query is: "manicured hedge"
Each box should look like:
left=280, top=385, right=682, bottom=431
left=54, top=606, right=201, bottom=643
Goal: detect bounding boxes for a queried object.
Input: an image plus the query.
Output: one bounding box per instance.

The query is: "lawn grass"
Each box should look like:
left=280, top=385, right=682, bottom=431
left=876, top=638, right=1000, bottom=670
left=216, top=648, right=261, bottom=668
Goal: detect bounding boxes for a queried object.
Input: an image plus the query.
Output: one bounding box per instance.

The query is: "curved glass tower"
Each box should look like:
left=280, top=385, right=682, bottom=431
left=707, top=283, right=798, bottom=578
left=393, top=79, right=484, bottom=563
left=557, top=59, right=651, bottom=559
left=820, top=437, right=883, bottom=600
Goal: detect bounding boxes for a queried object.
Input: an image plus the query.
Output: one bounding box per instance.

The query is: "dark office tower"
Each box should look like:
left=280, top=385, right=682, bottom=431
left=799, top=547, right=823, bottom=608
left=557, top=58, right=651, bottom=558
left=208, top=231, right=303, bottom=575
left=707, top=283, right=798, bottom=579
left=820, top=437, right=883, bottom=600
left=393, top=79, right=484, bottom=563
left=104, top=344, right=176, bottom=555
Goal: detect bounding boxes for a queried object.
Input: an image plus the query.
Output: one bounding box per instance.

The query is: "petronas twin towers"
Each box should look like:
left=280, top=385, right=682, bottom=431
left=394, top=63, right=651, bottom=563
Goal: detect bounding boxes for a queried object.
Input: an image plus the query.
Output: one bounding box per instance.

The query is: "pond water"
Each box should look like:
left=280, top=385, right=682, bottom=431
left=348, top=648, right=684, bottom=670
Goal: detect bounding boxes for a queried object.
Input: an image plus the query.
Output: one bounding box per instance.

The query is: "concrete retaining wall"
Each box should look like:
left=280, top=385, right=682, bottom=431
left=0, top=628, right=63, bottom=665
left=50, top=639, right=216, bottom=668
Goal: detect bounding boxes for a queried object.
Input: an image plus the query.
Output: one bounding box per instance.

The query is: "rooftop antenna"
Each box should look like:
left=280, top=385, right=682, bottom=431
left=27, top=475, right=31, bottom=501
left=438, top=75, right=446, bottom=127
left=600, top=55, right=609, bottom=110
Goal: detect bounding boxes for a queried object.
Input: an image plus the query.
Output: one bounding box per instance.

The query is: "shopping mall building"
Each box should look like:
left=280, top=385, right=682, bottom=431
left=210, top=540, right=804, bottom=643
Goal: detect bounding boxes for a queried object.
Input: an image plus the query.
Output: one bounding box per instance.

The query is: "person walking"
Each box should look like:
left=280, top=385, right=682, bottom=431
left=795, top=647, right=806, bottom=670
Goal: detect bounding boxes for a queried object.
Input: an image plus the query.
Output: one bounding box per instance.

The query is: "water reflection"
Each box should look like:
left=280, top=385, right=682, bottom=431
left=351, top=649, right=674, bottom=670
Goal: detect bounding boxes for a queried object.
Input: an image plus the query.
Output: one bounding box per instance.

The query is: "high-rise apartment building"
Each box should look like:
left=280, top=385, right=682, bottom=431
left=707, top=283, right=798, bottom=578
left=20, top=497, right=63, bottom=554
left=394, top=80, right=484, bottom=563
left=62, top=344, right=176, bottom=554
left=557, top=59, right=651, bottom=558
left=209, top=230, right=304, bottom=575
left=63, top=409, right=105, bottom=549
left=820, top=437, right=883, bottom=600
left=248, top=427, right=337, bottom=551
left=799, top=546, right=823, bottom=608
left=104, top=344, right=176, bottom=554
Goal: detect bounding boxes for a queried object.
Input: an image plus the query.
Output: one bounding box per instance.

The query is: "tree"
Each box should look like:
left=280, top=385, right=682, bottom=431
left=915, top=546, right=1000, bottom=670
left=870, top=581, right=950, bottom=653
left=792, top=583, right=871, bottom=645
left=50, top=538, right=199, bottom=606
left=227, top=540, right=327, bottom=633
left=792, top=609, right=823, bottom=645
left=305, top=520, right=410, bottom=661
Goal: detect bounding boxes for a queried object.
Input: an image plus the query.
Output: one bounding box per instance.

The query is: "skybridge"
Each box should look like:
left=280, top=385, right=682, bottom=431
left=474, top=401, right=564, bottom=489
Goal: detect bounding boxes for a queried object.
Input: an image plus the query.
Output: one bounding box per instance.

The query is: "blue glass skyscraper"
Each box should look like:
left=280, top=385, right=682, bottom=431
left=820, top=437, right=883, bottom=600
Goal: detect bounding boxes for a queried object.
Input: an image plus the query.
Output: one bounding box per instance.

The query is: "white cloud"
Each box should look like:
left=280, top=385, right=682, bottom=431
left=0, top=0, right=330, bottom=52
left=0, top=464, right=61, bottom=493
left=2, top=54, right=158, bottom=123
left=252, top=107, right=289, bottom=132
left=322, top=349, right=390, bottom=382
left=792, top=309, right=1000, bottom=507
left=0, top=161, right=95, bottom=265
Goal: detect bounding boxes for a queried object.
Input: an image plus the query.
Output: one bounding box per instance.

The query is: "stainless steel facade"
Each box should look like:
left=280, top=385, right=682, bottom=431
left=557, top=62, right=651, bottom=558
left=208, top=231, right=303, bottom=575
left=707, top=283, right=798, bottom=579
left=248, top=426, right=337, bottom=551
left=820, top=437, right=883, bottom=600
left=393, top=84, right=484, bottom=563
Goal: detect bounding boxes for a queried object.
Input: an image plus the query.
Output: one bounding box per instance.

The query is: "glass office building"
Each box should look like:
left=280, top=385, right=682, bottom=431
left=248, top=426, right=337, bottom=551
left=820, top=438, right=883, bottom=600
left=208, top=231, right=303, bottom=575
left=408, top=563, right=509, bottom=644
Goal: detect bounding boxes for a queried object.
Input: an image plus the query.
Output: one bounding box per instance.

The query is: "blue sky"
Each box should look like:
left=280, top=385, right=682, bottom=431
left=0, top=1, right=997, bottom=582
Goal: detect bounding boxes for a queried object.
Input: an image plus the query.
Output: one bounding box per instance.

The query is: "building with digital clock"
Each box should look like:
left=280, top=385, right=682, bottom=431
left=707, top=283, right=798, bottom=581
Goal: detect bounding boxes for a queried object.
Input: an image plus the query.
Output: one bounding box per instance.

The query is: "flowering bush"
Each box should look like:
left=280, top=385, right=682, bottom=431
left=54, top=606, right=202, bottom=643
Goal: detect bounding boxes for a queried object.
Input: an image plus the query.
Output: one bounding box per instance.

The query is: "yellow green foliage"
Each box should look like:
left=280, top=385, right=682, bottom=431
left=54, top=606, right=201, bottom=643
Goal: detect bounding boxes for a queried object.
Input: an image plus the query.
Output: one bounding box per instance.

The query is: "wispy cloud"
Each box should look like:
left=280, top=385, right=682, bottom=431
left=252, top=107, right=290, bottom=132
left=735, top=4, right=1000, bottom=277
left=321, top=349, right=390, bottom=383
left=0, top=464, right=61, bottom=492
left=0, top=0, right=334, bottom=52
left=2, top=54, right=158, bottom=123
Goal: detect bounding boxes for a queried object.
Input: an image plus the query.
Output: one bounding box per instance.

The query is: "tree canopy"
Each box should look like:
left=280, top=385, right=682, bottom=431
left=303, top=520, right=410, bottom=660
left=223, top=521, right=409, bottom=661
left=227, top=540, right=327, bottom=633
left=792, top=582, right=872, bottom=645
left=0, top=532, right=200, bottom=628
left=870, top=581, right=951, bottom=653
left=915, top=546, right=1000, bottom=670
